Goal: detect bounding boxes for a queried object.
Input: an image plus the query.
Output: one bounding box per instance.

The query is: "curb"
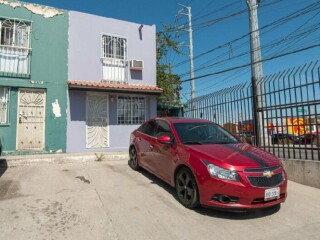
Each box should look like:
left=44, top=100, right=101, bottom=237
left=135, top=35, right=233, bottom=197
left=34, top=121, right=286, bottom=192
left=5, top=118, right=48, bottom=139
left=0, top=152, right=129, bottom=167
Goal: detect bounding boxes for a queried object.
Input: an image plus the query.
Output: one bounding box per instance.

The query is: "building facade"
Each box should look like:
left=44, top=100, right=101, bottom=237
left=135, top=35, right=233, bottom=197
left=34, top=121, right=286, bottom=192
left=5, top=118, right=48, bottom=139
left=67, top=12, right=161, bottom=152
left=0, top=1, right=68, bottom=155
left=0, top=1, right=160, bottom=155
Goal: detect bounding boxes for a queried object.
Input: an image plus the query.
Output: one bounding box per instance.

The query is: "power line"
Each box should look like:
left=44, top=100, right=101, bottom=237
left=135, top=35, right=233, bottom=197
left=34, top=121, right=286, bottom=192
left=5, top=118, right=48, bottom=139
left=181, top=43, right=320, bottom=83
left=192, top=26, right=320, bottom=95
left=193, top=0, right=240, bottom=22
left=172, top=0, right=320, bottom=70
left=172, top=0, right=286, bottom=36
left=192, top=7, right=320, bottom=94
left=175, top=0, right=320, bottom=75
left=172, top=0, right=320, bottom=98
left=179, top=21, right=320, bottom=78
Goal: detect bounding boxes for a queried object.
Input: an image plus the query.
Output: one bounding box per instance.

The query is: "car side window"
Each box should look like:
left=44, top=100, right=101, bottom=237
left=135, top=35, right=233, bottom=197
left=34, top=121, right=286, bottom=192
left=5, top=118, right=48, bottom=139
left=139, top=120, right=157, bottom=137
left=155, top=120, right=173, bottom=139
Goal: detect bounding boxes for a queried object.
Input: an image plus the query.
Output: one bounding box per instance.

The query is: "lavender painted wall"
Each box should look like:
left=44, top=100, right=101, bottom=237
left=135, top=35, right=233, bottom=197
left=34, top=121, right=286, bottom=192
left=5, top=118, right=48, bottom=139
left=67, top=11, right=158, bottom=152
left=67, top=90, right=157, bottom=152
left=68, top=11, right=156, bottom=85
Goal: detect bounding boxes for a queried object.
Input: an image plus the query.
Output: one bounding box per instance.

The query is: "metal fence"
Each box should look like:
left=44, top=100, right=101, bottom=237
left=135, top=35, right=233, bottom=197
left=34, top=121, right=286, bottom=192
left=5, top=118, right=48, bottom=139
left=184, top=61, right=320, bottom=161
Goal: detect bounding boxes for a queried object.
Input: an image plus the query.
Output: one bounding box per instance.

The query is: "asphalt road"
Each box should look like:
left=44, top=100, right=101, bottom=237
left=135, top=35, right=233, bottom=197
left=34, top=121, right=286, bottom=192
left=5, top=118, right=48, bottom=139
left=0, top=159, right=320, bottom=240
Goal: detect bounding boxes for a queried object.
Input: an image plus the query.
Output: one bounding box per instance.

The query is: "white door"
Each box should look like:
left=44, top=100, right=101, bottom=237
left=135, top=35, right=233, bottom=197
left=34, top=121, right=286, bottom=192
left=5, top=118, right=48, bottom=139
left=86, top=93, right=109, bottom=148
left=17, top=88, right=46, bottom=150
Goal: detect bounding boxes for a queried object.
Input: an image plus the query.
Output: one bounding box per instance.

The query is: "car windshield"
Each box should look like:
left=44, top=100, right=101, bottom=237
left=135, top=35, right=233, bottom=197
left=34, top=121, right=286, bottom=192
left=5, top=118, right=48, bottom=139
left=173, top=122, right=239, bottom=145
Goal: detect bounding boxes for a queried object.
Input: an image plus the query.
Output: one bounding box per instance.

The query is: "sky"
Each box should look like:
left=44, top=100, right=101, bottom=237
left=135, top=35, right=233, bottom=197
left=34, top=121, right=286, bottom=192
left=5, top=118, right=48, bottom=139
left=20, top=0, right=320, bottom=102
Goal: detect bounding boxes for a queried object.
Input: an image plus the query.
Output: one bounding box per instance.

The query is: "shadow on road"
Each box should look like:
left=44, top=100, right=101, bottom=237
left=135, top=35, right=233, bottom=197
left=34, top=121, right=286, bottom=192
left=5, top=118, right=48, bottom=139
left=134, top=165, right=177, bottom=199
left=0, top=159, right=8, bottom=178
left=130, top=161, right=281, bottom=220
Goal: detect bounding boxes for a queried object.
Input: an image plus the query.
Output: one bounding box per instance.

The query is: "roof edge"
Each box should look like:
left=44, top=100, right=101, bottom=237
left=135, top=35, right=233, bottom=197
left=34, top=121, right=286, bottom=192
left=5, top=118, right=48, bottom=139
left=68, top=80, right=163, bottom=94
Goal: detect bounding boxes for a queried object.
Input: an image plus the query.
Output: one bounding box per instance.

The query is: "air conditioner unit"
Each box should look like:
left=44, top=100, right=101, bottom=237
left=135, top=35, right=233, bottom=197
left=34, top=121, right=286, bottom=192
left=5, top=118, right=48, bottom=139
left=129, top=60, right=144, bottom=70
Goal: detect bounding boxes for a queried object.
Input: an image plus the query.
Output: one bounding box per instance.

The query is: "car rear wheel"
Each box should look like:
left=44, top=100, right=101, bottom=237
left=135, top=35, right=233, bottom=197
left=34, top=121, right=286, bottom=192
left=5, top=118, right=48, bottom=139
left=175, top=168, right=200, bottom=209
left=129, top=147, right=141, bottom=170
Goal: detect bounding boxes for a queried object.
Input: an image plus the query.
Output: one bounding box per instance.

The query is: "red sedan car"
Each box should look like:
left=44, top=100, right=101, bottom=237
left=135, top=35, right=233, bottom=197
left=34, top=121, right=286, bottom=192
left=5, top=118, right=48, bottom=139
left=129, top=118, right=287, bottom=210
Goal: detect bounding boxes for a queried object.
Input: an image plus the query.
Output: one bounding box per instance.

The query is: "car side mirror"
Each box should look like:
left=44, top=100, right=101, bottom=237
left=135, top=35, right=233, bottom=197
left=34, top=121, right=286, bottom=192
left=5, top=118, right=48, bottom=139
left=157, top=135, right=173, bottom=145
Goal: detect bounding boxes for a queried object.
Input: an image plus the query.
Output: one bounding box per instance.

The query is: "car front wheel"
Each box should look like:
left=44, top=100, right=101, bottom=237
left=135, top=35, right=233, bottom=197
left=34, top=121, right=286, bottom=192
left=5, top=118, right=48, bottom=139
left=129, top=147, right=141, bottom=170
left=175, top=168, right=200, bottom=209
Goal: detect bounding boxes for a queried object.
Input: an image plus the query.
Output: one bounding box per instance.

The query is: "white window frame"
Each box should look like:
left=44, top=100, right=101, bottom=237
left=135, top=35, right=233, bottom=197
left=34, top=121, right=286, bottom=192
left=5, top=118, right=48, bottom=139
left=101, top=34, right=127, bottom=60
left=117, top=95, right=146, bottom=125
left=0, top=18, right=31, bottom=75
left=0, top=19, right=31, bottom=49
left=101, top=33, right=128, bottom=83
left=0, top=87, right=9, bottom=124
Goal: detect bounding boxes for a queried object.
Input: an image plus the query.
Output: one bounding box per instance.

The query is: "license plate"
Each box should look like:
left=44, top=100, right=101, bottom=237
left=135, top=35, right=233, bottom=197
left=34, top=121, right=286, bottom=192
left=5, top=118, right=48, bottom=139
left=264, top=187, right=280, bottom=201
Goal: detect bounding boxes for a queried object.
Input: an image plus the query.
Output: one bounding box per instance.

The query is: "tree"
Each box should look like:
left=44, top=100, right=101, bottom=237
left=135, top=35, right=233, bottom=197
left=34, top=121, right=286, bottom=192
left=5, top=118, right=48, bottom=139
left=157, top=64, right=181, bottom=106
left=156, top=24, right=182, bottom=110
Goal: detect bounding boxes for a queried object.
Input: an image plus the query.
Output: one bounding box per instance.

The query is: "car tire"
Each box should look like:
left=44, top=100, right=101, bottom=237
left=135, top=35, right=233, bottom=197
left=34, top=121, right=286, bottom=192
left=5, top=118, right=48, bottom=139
left=175, top=167, right=200, bottom=209
left=129, top=147, right=141, bottom=171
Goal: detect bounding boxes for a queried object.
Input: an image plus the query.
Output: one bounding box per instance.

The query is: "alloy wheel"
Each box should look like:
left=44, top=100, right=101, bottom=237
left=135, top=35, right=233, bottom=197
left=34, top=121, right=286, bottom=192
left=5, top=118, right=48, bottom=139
left=175, top=168, right=199, bottom=208
left=129, top=147, right=141, bottom=170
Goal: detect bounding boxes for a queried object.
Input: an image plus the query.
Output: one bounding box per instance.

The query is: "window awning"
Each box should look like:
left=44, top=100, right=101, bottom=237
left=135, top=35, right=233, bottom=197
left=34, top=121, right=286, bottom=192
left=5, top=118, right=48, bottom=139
left=68, top=80, right=163, bottom=94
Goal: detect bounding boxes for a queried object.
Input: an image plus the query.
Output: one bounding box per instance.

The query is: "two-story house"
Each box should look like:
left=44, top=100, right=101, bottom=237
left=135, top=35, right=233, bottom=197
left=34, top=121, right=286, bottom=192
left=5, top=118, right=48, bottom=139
left=0, top=1, right=161, bottom=155
left=67, top=11, right=162, bottom=152
left=0, top=1, right=69, bottom=155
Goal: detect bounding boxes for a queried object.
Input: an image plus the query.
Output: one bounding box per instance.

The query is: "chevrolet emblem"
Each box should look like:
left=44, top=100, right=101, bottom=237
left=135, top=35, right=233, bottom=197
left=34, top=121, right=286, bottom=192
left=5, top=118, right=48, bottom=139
left=263, top=170, right=274, bottom=178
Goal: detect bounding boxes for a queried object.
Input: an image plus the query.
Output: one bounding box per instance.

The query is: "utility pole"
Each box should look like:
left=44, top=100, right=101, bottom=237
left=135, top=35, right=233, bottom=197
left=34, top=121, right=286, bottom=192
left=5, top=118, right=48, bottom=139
left=177, top=4, right=196, bottom=118
left=246, top=0, right=265, bottom=147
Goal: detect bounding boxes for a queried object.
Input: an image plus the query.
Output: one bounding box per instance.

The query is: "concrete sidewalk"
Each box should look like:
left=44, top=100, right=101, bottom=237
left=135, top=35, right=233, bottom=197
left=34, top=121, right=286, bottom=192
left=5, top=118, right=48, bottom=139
left=0, top=152, right=129, bottom=167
